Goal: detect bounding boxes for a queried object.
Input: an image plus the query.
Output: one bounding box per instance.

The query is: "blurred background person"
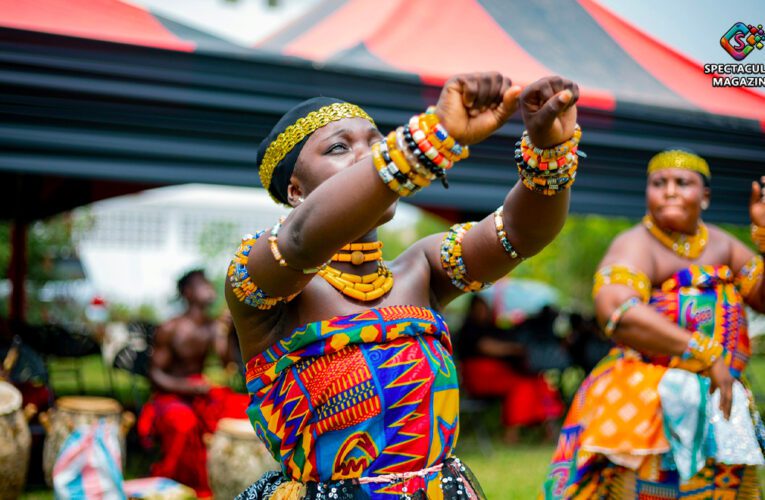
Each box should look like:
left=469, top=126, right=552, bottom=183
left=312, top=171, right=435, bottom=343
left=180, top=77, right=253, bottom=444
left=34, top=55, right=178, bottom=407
left=137, top=269, right=248, bottom=499
left=457, top=295, right=564, bottom=444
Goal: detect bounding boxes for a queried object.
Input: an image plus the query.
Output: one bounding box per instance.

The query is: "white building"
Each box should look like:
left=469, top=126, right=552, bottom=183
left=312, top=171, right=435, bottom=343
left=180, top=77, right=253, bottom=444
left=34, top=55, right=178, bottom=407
left=75, top=184, right=420, bottom=317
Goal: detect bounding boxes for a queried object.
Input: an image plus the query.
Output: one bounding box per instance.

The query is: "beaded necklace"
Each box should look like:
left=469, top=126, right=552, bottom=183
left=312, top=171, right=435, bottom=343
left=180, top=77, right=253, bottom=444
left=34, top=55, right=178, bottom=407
left=331, top=241, right=384, bottom=265
left=318, top=241, right=393, bottom=301
left=642, top=214, right=708, bottom=259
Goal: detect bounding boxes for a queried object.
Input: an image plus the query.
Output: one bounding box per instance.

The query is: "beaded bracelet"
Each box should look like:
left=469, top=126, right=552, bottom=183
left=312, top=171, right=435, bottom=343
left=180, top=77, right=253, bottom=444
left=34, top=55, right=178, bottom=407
left=228, top=232, right=298, bottom=309
left=373, top=142, right=423, bottom=197
left=603, top=296, right=640, bottom=337
left=440, top=222, right=493, bottom=292
left=493, top=207, right=522, bottom=260
left=395, top=127, right=437, bottom=181
left=681, top=331, right=724, bottom=370
left=373, top=109, right=468, bottom=196
left=268, top=217, right=322, bottom=274
left=593, top=265, right=652, bottom=303
left=752, top=224, right=765, bottom=253
left=402, top=125, right=446, bottom=182
left=514, top=126, right=584, bottom=196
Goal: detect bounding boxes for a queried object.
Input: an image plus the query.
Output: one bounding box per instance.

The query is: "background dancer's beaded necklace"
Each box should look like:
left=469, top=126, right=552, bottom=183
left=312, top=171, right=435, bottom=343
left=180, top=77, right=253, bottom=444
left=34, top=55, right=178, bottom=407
left=318, top=241, right=394, bottom=301
left=642, top=214, right=708, bottom=259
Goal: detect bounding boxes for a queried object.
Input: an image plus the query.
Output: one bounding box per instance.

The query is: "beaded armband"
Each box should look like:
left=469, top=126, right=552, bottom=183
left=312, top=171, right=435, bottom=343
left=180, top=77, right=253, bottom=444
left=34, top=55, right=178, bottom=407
left=603, top=297, right=641, bottom=337
left=228, top=231, right=298, bottom=310
left=675, top=331, right=724, bottom=371
left=493, top=207, right=522, bottom=260
left=514, top=125, right=583, bottom=196
left=752, top=224, right=765, bottom=253
left=736, top=255, right=764, bottom=301
left=592, top=265, right=651, bottom=303
left=440, top=222, right=493, bottom=293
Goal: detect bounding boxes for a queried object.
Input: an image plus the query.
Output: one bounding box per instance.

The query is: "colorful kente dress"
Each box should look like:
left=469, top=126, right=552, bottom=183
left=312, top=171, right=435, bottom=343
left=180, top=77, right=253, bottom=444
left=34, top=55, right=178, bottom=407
left=238, top=305, right=484, bottom=499
left=543, top=265, right=765, bottom=499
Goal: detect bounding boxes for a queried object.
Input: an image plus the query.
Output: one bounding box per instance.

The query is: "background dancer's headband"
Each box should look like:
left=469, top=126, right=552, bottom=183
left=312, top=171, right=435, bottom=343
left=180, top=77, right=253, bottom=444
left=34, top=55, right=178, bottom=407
left=257, top=97, right=375, bottom=205
left=647, top=149, right=711, bottom=186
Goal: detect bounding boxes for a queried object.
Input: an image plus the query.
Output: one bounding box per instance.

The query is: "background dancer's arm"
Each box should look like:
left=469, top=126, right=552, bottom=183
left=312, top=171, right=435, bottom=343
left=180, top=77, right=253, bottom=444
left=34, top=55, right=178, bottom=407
left=595, top=233, right=733, bottom=418
left=730, top=177, right=765, bottom=312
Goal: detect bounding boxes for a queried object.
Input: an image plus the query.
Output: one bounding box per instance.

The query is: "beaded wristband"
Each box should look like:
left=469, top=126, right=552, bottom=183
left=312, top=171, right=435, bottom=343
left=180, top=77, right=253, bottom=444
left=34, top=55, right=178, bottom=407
left=228, top=231, right=298, bottom=309
left=493, top=207, right=522, bottom=260
left=373, top=142, right=421, bottom=197
left=268, top=217, right=322, bottom=274
left=514, top=126, right=583, bottom=196
left=735, top=255, right=764, bottom=300
left=396, top=127, right=437, bottom=181
left=593, top=265, right=651, bottom=302
left=440, top=222, right=493, bottom=292
left=752, top=224, right=765, bottom=253
left=681, top=331, right=724, bottom=370
left=603, top=296, right=640, bottom=337
left=403, top=125, right=446, bottom=181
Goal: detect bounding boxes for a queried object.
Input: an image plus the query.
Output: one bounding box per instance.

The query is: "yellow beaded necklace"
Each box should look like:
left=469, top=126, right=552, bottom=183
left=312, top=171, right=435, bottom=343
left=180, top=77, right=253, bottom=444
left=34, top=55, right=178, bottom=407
left=318, top=261, right=393, bottom=301
left=642, top=214, right=708, bottom=259
left=331, top=241, right=384, bottom=265
left=318, top=241, right=393, bottom=301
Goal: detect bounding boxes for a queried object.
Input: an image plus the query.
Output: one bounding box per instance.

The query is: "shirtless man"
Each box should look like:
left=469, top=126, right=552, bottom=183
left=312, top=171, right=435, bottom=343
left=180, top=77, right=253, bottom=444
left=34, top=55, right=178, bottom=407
left=137, top=269, right=249, bottom=499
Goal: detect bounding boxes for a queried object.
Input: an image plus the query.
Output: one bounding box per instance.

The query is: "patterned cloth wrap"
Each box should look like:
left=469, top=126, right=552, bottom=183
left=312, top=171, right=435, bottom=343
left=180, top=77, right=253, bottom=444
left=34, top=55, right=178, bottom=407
left=543, top=265, right=765, bottom=499
left=241, top=305, right=485, bottom=499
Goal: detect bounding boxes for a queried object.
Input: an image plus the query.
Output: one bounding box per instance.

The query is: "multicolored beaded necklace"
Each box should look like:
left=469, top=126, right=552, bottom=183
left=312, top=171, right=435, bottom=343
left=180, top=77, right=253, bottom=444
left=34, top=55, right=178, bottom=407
left=319, top=241, right=393, bottom=301
left=642, top=214, right=708, bottom=259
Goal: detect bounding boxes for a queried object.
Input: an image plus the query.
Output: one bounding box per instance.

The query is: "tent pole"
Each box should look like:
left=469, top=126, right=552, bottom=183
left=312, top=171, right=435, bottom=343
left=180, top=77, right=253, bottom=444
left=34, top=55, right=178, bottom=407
left=9, top=221, right=27, bottom=323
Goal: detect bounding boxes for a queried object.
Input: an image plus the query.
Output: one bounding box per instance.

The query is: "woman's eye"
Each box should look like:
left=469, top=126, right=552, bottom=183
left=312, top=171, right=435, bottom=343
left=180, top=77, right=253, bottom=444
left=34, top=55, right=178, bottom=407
left=327, top=143, right=348, bottom=154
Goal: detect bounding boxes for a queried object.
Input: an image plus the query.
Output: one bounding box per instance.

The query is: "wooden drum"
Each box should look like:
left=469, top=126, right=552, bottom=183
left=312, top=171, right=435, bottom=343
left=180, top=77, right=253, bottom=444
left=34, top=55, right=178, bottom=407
left=40, top=396, right=134, bottom=487
left=0, top=381, right=31, bottom=500
left=206, top=418, right=279, bottom=499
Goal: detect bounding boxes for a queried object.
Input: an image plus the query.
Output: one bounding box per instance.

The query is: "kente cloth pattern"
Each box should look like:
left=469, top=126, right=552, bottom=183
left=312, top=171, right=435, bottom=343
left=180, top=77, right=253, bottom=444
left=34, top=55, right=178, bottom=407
left=542, top=265, right=763, bottom=499
left=244, top=306, right=482, bottom=499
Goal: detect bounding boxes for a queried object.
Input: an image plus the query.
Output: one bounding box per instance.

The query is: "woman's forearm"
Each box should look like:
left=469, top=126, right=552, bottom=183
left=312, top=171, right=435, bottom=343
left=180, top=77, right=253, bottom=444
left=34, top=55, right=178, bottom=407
left=502, top=181, right=570, bottom=258
left=607, top=302, right=690, bottom=356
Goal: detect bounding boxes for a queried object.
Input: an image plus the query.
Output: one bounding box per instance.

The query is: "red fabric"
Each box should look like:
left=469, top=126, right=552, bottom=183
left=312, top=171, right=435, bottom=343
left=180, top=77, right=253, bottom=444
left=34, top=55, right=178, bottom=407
left=0, top=0, right=194, bottom=52
left=461, top=357, right=563, bottom=426
left=137, top=385, right=249, bottom=497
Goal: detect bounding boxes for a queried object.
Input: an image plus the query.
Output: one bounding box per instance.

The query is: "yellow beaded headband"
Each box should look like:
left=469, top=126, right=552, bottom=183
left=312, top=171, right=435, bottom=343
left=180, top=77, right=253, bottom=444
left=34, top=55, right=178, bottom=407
left=258, top=102, right=375, bottom=205
left=647, top=150, right=711, bottom=182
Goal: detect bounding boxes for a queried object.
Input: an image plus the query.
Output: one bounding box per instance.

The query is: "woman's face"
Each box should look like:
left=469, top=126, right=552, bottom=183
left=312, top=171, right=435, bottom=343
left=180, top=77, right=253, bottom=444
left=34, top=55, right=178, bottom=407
left=646, top=168, right=709, bottom=233
left=290, top=117, right=396, bottom=223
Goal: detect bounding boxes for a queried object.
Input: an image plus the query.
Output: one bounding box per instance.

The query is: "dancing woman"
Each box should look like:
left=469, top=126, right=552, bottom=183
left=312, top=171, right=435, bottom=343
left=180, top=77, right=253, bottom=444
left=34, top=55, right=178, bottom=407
left=225, top=72, right=582, bottom=499
left=543, top=153, right=765, bottom=498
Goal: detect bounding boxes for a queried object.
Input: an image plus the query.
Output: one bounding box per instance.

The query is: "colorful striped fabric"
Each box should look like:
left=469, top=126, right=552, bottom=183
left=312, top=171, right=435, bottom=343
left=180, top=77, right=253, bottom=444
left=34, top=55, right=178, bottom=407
left=244, top=305, right=464, bottom=498
left=542, top=265, right=763, bottom=499
left=52, top=420, right=125, bottom=499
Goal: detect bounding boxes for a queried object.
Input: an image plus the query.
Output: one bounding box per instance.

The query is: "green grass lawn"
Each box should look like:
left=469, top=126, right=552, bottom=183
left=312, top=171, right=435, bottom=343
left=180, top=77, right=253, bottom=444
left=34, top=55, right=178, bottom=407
left=19, top=354, right=765, bottom=499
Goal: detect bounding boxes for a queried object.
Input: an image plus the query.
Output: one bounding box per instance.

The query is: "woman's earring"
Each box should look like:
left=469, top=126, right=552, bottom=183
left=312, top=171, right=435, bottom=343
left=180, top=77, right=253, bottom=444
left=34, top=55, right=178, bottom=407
left=298, top=197, right=305, bottom=204
left=701, top=200, right=709, bottom=210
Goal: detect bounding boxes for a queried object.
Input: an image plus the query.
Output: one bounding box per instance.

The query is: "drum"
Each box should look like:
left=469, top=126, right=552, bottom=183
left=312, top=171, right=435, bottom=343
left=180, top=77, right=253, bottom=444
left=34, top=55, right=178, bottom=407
left=40, top=396, right=134, bottom=487
left=0, top=382, right=31, bottom=500
left=206, top=418, right=280, bottom=499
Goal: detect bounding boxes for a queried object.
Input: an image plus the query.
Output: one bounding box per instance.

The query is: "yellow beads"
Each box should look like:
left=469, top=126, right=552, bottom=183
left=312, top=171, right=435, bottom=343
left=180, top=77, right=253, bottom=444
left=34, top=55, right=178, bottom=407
left=318, top=263, right=394, bottom=301
left=643, top=214, right=708, bottom=259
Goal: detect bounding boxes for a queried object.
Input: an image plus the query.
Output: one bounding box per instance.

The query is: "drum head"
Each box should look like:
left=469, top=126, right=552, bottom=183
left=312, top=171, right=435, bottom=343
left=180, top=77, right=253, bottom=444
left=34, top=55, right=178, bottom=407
left=0, top=381, right=22, bottom=415
left=217, top=418, right=257, bottom=439
left=56, top=396, right=121, bottom=414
